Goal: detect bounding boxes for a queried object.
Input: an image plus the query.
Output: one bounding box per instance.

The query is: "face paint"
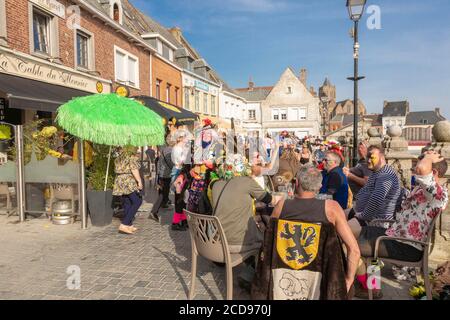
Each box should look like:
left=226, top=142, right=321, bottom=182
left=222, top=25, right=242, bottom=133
left=367, top=153, right=380, bottom=170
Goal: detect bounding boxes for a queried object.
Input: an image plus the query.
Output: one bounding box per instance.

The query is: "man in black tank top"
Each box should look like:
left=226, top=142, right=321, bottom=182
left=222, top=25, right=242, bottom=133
left=271, top=164, right=361, bottom=294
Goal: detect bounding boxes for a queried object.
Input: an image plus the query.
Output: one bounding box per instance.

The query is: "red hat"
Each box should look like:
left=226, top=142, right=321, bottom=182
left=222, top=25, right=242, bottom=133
left=203, top=118, right=213, bottom=128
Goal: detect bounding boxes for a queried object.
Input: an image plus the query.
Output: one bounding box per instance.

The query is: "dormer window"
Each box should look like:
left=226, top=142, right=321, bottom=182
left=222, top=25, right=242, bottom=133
left=113, top=4, right=119, bottom=21
left=110, top=0, right=123, bottom=24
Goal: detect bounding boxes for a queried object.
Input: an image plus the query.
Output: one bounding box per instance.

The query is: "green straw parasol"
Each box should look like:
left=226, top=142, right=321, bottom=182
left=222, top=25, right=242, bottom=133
left=56, top=93, right=165, bottom=147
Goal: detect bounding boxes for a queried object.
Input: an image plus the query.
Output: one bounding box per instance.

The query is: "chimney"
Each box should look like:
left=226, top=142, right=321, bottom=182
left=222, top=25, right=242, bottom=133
left=300, top=68, right=307, bottom=87
left=435, top=107, right=441, bottom=116
left=169, top=27, right=183, bottom=42
left=383, top=100, right=388, bottom=109
left=309, top=86, right=316, bottom=97
left=248, top=77, right=255, bottom=91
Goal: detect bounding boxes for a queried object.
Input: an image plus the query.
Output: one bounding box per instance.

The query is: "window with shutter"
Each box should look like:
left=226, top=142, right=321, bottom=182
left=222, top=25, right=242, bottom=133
left=115, top=51, right=126, bottom=82
left=128, top=57, right=137, bottom=86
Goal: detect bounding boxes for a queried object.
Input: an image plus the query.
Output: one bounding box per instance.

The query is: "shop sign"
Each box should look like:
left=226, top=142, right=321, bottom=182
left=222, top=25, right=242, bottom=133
left=115, top=86, right=130, bottom=97
left=30, top=0, right=66, bottom=19
left=0, top=49, right=110, bottom=94
left=96, top=81, right=104, bottom=93
left=195, top=80, right=209, bottom=92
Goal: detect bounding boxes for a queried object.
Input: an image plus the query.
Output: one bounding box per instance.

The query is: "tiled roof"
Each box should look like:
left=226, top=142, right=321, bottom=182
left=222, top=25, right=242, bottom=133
left=342, top=114, right=355, bottom=126
left=406, top=111, right=445, bottom=125
left=336, top=99, right=351, bottom=106
left=363, top=114, right=383, bottom=126
left=86, top=0, right=182, bottom=49
left=331, top=114, right=380, bottom=127
left=330, top=114, right=344, bottom=122
left=383, top=101, right=409, bottom=117
left=235, top=87, right=273, bottom=101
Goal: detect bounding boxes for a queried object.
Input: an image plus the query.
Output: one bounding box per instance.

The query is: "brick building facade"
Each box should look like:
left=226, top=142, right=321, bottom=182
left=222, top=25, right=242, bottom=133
left=0, top=0, right=185, bottom=125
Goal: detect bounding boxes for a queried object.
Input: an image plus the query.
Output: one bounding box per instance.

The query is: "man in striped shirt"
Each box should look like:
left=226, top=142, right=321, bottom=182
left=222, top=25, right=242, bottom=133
left=348, top=145, right=401, bottom=227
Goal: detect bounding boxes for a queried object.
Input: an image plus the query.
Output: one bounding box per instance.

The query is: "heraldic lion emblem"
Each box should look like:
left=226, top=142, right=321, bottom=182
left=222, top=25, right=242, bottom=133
left=276, top=220, right=321, bottom=270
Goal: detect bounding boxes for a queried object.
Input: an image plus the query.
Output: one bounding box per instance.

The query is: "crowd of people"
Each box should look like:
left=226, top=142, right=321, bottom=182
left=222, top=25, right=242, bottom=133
left=111, top=119, right=449, bottom=300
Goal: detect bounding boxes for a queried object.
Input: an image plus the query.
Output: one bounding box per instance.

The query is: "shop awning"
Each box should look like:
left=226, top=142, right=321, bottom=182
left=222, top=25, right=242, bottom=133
left=132, top=95, right=199, bottom=126
left=0, top=73, right=90, bottom=112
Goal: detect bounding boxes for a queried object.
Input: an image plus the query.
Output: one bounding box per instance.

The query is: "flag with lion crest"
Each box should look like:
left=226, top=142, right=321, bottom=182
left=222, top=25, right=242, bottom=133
left=251, top=218, right=349, bottom=300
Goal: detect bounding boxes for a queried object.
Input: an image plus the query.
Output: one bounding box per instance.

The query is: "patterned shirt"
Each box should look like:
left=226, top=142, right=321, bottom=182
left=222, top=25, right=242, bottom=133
left=354, top=164, right=401, bottom=222
left=113, top=155, right=140, bottom=196
left=386, top=175, right=448, bottom=250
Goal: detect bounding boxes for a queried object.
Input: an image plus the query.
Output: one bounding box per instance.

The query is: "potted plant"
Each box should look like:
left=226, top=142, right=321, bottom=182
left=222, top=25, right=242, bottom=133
left=86, top=143, right=115, bottom=227
left=0, top=124, right=13, bottom=153
left=8, top=120, right=62, bottom=215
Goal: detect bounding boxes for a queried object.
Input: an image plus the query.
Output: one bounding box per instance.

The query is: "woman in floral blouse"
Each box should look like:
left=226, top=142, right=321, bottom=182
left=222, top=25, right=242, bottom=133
left=351, top=150, right=448, bottom=299
left=113, top=146, right=143, bottom=235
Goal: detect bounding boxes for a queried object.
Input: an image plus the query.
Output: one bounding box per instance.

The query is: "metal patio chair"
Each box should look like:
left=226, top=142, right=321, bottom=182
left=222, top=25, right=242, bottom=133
left=366, top=215, right=440, bottom=300
left=185, top=210, right=260, bottom=300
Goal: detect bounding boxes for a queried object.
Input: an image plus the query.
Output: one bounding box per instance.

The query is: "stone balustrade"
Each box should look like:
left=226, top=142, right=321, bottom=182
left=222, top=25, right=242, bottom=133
left=383, top=125, right=416, bottom=190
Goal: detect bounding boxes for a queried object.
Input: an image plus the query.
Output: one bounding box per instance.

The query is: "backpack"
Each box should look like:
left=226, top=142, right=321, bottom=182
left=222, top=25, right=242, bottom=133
left=197, top=182, right=214, bottom=215
left=197, top=179, right=232, bottom=216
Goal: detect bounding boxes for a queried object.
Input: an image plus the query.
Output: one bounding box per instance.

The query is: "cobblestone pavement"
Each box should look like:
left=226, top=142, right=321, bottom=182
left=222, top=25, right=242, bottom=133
left=0, top=198, right=415, bottom=300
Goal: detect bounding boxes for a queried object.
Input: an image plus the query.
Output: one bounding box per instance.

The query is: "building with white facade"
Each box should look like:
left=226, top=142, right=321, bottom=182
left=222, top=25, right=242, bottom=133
left=236, top=68, right=321, bottom=138
left=169, top=28, right=221, bottom=124
left=235, top=80, right=266, bottom=136
left=251, top=68, right=321, bottom=138
left=382, top=101, right=409, bottom=134
left=218, top=83, right=247, bottom=132
left=181, top=69, right=220, bottom=122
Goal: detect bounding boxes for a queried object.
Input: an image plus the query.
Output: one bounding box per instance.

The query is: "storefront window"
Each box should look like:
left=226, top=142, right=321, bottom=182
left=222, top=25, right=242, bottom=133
left=22, top=120, right=81, bottom=220
left=33, top=10, right=50, bottom=54
left=0, top=123, right=17, bottom=216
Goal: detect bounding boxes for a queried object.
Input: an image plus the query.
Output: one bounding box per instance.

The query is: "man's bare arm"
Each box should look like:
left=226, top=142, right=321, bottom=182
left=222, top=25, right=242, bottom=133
left=326, top=200, right=361, bottom=291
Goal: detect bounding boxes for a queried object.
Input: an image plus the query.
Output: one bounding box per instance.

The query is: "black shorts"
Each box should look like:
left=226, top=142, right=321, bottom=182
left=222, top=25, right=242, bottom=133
left=358, top=226, right=423, bottom=262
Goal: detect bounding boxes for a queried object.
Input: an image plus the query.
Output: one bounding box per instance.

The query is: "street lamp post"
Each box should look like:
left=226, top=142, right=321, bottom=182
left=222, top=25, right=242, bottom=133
left=320, top=96, right=329, bottom=137
left=346, top=0, right=367, bottom=167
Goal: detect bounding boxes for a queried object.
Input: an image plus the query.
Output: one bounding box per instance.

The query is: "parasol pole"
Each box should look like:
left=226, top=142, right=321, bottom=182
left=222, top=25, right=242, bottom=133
left=104, top=145, right=112, bottom=192
left=78, top=139, right=87, bottom=230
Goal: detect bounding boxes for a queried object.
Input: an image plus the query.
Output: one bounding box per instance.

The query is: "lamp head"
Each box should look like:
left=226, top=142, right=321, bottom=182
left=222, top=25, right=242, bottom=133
left=346, top=0, right=367, bottom=22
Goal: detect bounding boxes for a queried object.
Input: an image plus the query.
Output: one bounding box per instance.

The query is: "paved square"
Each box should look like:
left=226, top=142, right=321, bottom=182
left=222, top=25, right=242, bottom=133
left=0, top=204, right=414, bottom=300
